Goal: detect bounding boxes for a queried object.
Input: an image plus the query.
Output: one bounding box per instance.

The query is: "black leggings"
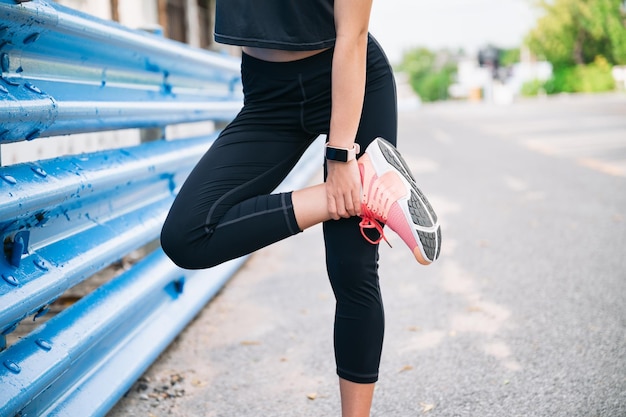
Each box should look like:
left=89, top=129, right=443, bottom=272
left=161, top=35, right=397, bottom=384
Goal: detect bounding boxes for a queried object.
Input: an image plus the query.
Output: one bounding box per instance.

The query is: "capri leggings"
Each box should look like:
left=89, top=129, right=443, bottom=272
left=160, top=35, right=397, bottom=384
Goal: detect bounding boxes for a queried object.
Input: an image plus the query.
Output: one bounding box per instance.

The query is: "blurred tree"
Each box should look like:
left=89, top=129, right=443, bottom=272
left=526, top=0, right=626, bottom=68
left=399, top=48, right=457, bottom=102
left=499, top=47, right=521, bottom=67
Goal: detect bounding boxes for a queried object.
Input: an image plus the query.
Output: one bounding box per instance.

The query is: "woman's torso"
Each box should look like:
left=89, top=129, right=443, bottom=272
left=215, top=0, right=336, bottom=62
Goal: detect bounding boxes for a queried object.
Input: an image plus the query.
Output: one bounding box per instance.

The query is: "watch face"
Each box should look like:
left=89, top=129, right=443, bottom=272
left=326, top=147, right=348, bottom=162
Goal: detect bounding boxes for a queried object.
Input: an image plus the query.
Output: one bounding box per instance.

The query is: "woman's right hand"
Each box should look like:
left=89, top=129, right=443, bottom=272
left=325, top=158, right=362, bottom=220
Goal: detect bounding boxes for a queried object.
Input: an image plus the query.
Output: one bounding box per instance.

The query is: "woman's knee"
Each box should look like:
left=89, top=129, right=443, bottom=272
left=160, top=217, right=189, bottom=268
left=161, top=214, right=227, bottom=270
left=160, top=214, right=203, bottom=269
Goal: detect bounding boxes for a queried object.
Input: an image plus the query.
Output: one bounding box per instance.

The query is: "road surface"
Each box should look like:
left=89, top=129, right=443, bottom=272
left=109, top=93, right=626, bottom=417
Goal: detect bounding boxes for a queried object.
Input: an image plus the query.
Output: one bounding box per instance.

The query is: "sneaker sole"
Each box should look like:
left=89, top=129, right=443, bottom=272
left=365, top=137, right=442, bottom=264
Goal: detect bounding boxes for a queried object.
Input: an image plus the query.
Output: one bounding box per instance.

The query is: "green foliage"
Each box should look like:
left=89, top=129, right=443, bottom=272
left=576, top=56, right=615, bottom=92
left=524, top=0, right=623, bottom=94
left=543, top=67, right=579, bottom=93
left=526, top=0, right=626, bottom=68
left=399, top=48, right=457, bottom=102
left=499, top=48, right=521, bottom=67
left=412, top=67, right=456, bottom=102
left=520, top=79, right=545, bottom=96
left=547, top=56, right=615, bottom=93
left=523, top=56, right=616, bottom=95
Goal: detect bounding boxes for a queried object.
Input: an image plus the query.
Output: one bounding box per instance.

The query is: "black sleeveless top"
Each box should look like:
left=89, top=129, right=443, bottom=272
left=214, top=0, right=336, bottom=51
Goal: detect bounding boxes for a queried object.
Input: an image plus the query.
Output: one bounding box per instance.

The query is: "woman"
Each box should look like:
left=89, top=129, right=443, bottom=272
left=161, top=0, right=441, bottom=415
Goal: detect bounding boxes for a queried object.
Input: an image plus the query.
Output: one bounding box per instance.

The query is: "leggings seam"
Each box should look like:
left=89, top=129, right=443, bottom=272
left=281, top=192, right=299, bottom=234
left=215, top=205, right=290, bottom=230
left=204, top=157, right=298, bottom=231
left=298, top=73, right=315, bottom=135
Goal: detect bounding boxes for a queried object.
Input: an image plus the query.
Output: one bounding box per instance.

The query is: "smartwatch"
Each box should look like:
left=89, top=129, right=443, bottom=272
left=325, top=143, right=360, bottom=162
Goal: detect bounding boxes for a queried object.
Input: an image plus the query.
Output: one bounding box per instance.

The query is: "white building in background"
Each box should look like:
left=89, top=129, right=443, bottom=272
left=449, top=47, right=552, bottom=105
left=612, top=66, right=626, bottom=90
left=448, top=59, right=493, bottom=102
left=506, top=47, right=553, bottom=97
left=2, top=0, right=224, bottom=166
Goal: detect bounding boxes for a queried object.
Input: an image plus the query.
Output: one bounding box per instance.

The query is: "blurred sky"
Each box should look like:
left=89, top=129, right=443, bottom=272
left=369, top=0, right=540, bottom=63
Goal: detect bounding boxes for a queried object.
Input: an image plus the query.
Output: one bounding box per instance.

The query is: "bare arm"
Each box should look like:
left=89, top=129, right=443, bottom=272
left=325, top=0, right=373, bottom=220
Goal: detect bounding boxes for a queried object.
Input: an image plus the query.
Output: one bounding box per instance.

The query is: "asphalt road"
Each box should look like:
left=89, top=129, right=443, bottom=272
left=109, top=93, right=626, bottom=417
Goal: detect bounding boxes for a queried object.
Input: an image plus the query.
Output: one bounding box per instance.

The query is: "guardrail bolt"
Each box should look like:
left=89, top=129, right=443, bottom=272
left=24, top=82, right=43, bottom=94
left=23, top=32, right=40, bottom=45
left=0, top=53, right=9, bottom=72
left=2, top=274, right=20, bottom=287
left=26, top=129, right=41, bottom=141
left=3, top=360, right=21, bottom=374
left=33, top=258, right=49, bottom=271
left=35, top=338, right=52, bottom=351
left=30, top=165, right=47, bottom=177
left=0, top=174, right=17, bottom=185
left=7, top=231, right=29, bottom=268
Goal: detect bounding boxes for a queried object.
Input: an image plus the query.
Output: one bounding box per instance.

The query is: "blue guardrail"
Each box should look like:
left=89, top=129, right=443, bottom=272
left=0, top=1, right=322, bottom=416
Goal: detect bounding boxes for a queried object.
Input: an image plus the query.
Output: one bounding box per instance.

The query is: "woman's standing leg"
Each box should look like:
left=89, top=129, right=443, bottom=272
left=322, top=37, right=398, bottom=416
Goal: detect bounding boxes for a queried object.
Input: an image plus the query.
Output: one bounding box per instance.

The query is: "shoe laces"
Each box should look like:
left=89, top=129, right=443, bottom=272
left=359, top=206, right=392, bottom=247
left=358, top=163, right=392, bottom=247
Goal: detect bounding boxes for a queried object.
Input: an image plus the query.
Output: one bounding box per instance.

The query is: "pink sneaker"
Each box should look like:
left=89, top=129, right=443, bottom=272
left=358, top=138, right=441, bottom=265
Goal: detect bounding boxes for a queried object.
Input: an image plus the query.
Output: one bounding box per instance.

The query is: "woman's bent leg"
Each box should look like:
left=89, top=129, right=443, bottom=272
left=161, top=124, right=318, bottom=269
